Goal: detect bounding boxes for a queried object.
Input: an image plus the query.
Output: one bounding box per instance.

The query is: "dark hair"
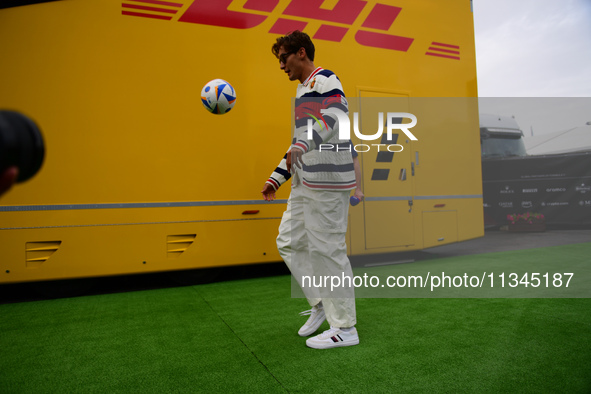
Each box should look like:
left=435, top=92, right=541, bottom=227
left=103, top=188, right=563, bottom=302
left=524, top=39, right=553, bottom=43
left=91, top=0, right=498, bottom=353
left=271, top=30, right=315, bottom=61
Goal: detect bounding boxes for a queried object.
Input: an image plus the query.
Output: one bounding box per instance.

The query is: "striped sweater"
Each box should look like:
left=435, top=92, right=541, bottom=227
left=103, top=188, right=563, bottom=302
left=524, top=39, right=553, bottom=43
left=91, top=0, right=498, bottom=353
left=266, top=67, right=356, bottom=191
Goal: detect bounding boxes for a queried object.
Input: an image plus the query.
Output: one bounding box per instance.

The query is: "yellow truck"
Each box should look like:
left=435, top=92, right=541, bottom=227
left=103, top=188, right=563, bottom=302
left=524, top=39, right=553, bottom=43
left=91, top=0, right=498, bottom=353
left=0, top=0, right=482, bottom=283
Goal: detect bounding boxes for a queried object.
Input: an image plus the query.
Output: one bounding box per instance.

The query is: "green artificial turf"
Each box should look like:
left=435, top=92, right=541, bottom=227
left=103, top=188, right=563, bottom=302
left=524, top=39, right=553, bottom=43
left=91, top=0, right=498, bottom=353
left=1, top=243, right=590, bottom=393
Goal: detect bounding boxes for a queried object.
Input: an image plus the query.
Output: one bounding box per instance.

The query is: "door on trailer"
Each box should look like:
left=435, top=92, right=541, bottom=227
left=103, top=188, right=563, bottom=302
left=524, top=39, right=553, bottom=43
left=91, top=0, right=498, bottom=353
left=357, top=91, right=415, bottom=250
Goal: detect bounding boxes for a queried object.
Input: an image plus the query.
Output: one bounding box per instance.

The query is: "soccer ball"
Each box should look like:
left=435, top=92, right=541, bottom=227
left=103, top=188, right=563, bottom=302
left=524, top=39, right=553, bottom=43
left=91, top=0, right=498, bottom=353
left=200, top=79, right=236, bottom=115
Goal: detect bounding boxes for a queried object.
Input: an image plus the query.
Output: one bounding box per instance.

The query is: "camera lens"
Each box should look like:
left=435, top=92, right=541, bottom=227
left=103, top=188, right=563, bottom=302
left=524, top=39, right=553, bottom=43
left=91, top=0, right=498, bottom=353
left=0, top=111, right=45, bottom=183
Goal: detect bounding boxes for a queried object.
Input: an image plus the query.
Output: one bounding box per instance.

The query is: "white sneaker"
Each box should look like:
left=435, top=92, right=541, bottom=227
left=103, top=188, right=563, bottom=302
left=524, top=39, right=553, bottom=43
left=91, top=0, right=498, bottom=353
left=306, top=326, right=359, bottom=349
left=298, top=304, right=326, bottom=337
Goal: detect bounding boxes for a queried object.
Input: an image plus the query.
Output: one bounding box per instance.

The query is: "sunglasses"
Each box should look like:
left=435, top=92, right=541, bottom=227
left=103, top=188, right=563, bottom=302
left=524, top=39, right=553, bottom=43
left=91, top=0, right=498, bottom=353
left=279, top=50, right=297, bottom=64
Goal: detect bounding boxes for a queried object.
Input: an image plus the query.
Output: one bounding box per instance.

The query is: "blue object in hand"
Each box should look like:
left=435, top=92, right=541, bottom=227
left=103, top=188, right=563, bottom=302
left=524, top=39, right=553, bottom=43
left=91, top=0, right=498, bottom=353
left=350, top=196, right=361, bottom=206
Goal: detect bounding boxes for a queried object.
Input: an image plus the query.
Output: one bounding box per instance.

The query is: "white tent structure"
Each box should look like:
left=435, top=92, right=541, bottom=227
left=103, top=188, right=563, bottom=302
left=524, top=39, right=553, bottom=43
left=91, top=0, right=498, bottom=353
left=524, top=123, right=591, bottom=155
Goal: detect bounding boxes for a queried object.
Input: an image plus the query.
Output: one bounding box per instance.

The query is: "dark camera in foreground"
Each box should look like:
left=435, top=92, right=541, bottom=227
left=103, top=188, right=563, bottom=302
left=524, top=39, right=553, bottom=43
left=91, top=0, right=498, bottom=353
left=0, top=110, right=45, bottom=183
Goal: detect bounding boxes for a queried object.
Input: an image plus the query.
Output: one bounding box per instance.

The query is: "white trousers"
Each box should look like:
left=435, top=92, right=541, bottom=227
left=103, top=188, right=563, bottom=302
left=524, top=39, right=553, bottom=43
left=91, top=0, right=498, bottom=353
left=277, top=184, right=356, bottom=328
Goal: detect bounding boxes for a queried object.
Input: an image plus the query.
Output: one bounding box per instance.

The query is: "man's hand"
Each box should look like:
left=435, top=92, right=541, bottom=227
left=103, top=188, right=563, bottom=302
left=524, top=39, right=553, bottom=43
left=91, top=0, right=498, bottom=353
left=286, top=148, right=304, bottom=173
left=261, top=183, right=276, bottom=201
left=353, top=188, right=364, bottom=203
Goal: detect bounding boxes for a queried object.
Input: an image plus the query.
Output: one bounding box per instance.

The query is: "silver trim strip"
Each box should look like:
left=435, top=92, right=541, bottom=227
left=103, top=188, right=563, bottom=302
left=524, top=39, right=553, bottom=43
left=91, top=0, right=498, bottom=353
left=0, top=194, right=481, bottom=212
left=366, top=196, right=412, bottom=201
left=414, top=195, right=482, bottom=200
left=0, top=199, right=289, bottom=212
left=366, top=194, right=481, bottom=202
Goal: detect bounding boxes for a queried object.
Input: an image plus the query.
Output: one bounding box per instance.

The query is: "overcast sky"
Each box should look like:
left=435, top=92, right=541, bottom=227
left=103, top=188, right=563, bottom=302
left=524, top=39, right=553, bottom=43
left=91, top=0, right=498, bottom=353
left=473, top=0, right=591, bottom=97
left=473, top=0, right=591, bottom=135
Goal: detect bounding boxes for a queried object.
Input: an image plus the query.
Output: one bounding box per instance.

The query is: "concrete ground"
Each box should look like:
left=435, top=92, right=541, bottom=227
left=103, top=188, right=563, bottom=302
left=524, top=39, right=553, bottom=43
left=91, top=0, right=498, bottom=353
left=350, top=227, right=591, bottom=268
left=424, top=228, right=591, bottom=257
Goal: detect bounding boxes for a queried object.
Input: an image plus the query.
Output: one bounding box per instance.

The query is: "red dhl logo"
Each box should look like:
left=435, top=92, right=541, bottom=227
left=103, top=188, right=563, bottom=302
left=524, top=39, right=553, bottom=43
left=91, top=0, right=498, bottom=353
left=121, top=0, right=460, bottom=60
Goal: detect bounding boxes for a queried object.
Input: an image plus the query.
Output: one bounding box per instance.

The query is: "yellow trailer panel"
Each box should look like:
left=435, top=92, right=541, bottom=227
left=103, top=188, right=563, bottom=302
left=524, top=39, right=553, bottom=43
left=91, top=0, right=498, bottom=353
left=0, top=0, right=482, bottom=283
